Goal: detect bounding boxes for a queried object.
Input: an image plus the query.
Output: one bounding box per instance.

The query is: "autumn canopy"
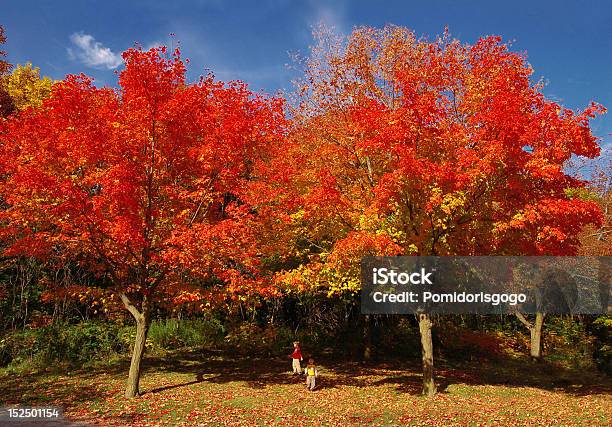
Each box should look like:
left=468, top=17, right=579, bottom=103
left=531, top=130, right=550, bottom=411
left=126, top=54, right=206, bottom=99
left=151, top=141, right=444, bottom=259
left=0, top=25, right=606, bottom=398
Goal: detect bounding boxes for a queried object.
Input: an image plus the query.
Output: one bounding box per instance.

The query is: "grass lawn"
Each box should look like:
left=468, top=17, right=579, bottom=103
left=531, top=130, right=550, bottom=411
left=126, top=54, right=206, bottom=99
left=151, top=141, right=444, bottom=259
left=1, top=350, right=610, bottom=426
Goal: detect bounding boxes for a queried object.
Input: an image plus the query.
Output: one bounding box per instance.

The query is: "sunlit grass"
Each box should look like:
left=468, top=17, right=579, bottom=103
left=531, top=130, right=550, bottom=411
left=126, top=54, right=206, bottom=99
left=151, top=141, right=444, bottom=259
left=1, top=350, right=610, bottom=426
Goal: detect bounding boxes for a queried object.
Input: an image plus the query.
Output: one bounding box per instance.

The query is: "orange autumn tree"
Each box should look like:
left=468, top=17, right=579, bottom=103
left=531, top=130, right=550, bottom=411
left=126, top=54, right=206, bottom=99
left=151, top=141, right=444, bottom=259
left=0, top=47, right=286, bottom=397
left=288, top=26, right=605, bottom=395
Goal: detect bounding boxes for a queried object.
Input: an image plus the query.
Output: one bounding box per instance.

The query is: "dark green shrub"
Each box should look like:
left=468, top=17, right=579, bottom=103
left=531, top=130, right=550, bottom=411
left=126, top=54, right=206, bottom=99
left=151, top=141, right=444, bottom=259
left=147, top=319, right=181, bottom=349
left=590, top=316, right=611, bottom=375
left=176, top=318, right=224, bottom=347
left=544, top=317, right=596, bottom=369
left=145, top=318, right=225, bottom=350
left=0, top=321, right=128, bottom=369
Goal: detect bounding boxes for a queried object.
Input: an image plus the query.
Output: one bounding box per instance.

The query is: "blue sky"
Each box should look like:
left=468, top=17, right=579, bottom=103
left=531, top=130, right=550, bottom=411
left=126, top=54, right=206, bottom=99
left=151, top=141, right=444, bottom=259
left=3, top=0, right=611, bottom=146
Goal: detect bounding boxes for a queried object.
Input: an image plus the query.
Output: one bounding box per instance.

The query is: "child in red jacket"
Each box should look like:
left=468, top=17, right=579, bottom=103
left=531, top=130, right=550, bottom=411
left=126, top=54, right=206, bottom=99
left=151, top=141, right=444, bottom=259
left=290, top=341, right=303, bottom=374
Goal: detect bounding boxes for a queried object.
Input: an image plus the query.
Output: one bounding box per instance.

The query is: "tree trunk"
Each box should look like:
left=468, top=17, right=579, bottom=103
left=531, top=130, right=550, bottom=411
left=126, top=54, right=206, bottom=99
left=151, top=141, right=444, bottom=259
left=515, top=311, right=545, bottom=361
left=120, top=293, right=151, bottom=398
left=530, top=312, right=544, bottom=361
left=418, top=313, right=436, bottom=396
left=598, top=257, right=610, bottom=313
left=363, top=314, right=372, bottom=360
left=125, top=315, right=150, bottom=397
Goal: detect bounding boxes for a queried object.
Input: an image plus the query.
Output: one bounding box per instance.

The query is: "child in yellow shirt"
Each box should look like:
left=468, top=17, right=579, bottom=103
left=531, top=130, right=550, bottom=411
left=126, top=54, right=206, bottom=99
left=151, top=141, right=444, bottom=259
left=304, top=358, right=318, bottom=391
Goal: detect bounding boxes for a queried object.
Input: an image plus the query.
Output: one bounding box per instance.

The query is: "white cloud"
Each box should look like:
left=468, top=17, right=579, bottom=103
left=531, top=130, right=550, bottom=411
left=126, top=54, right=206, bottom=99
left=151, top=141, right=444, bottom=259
left=308, top=0, right=348, bottom=33
left=144, top=41, right=163, bottom=51
left=67, top=32, right=123, bottom=69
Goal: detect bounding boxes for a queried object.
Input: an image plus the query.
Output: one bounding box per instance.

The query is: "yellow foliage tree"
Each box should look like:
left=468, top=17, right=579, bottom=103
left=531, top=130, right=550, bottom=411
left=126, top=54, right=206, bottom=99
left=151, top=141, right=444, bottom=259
left=3, top=63, right=53, bottom=111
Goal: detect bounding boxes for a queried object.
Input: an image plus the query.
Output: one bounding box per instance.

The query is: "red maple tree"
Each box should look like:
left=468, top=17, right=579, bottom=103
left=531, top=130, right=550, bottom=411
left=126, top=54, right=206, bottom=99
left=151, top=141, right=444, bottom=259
left=287, top=26, right=605, bottom=395
left=0, top=46, right=286, bottom=397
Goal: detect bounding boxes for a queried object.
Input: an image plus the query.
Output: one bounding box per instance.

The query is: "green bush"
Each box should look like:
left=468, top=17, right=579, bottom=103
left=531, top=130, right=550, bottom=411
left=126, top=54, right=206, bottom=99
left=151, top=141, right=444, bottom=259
left=0, top=321, right=128, bottom=369
left=544, top=317, right=596, bottom=369
left=590, top=316, right=611, bottom=375
left=147, top=318, right=224, bottom=350
left=176, top=318, right=224, bottom=347
left=147, top=319, right=181, bottom=349
left=0, top=318, right=225, bottom=370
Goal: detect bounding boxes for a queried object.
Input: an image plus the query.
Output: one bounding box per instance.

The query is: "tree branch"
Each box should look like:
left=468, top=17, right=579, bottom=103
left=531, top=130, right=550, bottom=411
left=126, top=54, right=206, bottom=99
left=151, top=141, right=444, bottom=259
left=120, top=292, right=143, bottom=322
left=514, top=311, right=532, bottom=329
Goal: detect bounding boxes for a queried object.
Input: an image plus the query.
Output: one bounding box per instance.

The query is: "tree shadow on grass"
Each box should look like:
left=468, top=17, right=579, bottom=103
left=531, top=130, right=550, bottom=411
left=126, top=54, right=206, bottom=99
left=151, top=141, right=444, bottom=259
left=2, top=349, right=610, bottom=406
left=453, top=358, right=612, bottom=397
left=127, top=349, right=611, bottom=397
left=345, top=356, right=612, bottom=397
left=144, top=351, right=375, bottom=393
left=92, top=351, right=612, bottom=396
left=168, top=350, right=610, bottom=397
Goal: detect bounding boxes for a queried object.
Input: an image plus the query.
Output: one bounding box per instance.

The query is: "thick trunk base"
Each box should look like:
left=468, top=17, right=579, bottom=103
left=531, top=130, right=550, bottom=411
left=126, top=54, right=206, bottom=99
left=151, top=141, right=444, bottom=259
left=529, top=312, right=544, bottom=362
left=125, top=317, right=149, bottom=398
left=419, top=313, right=436, bottom=396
